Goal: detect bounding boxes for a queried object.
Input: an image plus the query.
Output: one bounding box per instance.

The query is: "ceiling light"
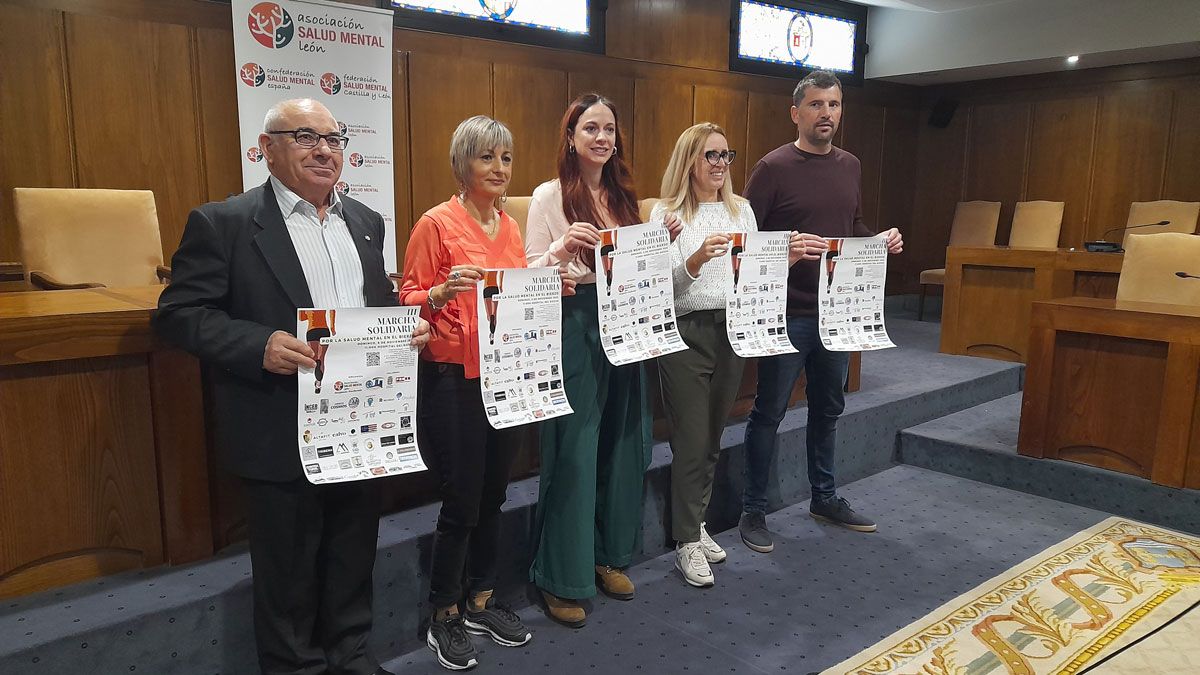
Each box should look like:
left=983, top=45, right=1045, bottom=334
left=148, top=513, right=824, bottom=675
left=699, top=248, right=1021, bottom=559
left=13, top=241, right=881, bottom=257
left=1066, top=55, right=1080, bottom=65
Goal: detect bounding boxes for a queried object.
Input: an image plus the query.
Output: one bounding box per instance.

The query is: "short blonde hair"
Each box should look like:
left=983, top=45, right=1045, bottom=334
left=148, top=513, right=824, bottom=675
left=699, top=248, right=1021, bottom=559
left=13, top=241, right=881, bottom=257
left=659, top=123, right=741, bottom=223
left=449, top=115, right=514, bottom=191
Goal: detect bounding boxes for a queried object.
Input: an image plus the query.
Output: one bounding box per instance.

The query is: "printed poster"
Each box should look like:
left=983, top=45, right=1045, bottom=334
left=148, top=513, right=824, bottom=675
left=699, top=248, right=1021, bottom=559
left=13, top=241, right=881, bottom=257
left=477, top=267, right=573, bottom=429
left=232, top=0, right=398, bottom=269
left=594, top=223, right=689, bottom=365
left=296, top=306, right=426, bottom=483
left=816, top=235, right=895, bottom=351
left=725, top=231, right=798, bottom=357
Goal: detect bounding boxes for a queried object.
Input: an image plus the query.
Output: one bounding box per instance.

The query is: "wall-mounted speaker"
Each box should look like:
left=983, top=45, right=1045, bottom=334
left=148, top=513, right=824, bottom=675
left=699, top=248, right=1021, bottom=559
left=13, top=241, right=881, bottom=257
left=928, top=98, right=959, bottom=128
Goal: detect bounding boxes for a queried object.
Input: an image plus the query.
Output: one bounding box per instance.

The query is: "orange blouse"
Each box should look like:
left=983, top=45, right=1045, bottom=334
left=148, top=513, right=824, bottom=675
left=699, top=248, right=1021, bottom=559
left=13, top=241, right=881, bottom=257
left=399, top=197, right=527, bottom=379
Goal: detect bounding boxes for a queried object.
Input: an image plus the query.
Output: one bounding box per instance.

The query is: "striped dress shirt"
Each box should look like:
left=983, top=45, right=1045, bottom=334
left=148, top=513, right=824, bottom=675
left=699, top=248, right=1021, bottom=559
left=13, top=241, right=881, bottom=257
left=270, top=176, right=365, bottom=309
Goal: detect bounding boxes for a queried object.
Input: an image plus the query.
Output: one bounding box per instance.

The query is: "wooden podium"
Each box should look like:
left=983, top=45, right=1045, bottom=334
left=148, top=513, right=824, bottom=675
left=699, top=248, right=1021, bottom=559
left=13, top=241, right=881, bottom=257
left=1018, top=297, right=1200, bottom=488
left=0, top=286, right=211, bottom=599
left=940, top=247, right=1123, bottom=362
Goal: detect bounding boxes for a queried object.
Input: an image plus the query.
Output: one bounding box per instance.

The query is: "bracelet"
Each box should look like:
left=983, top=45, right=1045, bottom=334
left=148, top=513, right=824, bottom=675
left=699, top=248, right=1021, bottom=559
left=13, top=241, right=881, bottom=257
left=427, top=287, right=447, bottom=311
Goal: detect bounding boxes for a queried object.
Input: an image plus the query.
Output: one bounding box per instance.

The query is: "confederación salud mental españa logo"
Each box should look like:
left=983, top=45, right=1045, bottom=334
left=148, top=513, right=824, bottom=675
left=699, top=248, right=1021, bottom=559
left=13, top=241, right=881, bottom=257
left=248, top=2, right=294, bottom=49
left=240, top=62, right=266, bottom=87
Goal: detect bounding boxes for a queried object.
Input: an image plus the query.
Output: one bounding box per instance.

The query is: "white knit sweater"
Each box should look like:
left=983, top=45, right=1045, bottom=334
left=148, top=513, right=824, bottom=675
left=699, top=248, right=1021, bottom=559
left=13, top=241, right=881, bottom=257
left=651, top=200, right=758, bottom=316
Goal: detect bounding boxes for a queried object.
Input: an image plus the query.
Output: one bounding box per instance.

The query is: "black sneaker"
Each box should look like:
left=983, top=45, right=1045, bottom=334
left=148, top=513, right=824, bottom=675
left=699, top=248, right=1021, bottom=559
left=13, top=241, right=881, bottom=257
left=463, top=597, right=532, bottom=647
left=739, top=512, right=774, bottom=553
left=810, top=496, right=877, bottom=532
left=427, top=614, right=478, bottom=671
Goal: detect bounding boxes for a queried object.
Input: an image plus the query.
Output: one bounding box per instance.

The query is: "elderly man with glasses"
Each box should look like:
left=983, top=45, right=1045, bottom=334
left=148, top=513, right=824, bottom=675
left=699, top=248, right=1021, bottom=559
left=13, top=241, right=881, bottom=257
left=156, top=98, right=428, bottom=675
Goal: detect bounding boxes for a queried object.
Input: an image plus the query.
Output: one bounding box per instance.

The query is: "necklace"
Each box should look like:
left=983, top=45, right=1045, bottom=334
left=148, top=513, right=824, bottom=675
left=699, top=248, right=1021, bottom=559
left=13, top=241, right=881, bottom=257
left=459, top=194, right=499, bottom=236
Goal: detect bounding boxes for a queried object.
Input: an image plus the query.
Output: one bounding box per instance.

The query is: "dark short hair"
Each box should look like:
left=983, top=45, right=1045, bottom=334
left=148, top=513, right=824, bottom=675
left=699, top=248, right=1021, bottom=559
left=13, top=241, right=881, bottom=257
left=792, top=70, right=843, bottom=106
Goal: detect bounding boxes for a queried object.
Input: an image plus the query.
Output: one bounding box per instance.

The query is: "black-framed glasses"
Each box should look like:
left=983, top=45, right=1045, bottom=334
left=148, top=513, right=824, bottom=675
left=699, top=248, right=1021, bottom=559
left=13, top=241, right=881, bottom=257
left=704, top=149, right=737, bottom=166
left=266, top=128, right=350, bottom=151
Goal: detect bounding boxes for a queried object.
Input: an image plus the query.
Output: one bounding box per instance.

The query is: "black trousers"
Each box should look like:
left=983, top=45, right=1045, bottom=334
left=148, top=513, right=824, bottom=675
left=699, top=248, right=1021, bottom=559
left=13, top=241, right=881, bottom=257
left=242, top=476, right=382, bottom=675
left=418, top=361, right=520, bottom=609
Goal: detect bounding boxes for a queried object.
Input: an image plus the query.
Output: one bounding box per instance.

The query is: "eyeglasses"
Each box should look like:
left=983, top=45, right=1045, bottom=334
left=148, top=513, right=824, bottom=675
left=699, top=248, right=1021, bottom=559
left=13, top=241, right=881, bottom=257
left=704, top=150, right=737, bottom=166
left=266, top=129, right=350, bottom=151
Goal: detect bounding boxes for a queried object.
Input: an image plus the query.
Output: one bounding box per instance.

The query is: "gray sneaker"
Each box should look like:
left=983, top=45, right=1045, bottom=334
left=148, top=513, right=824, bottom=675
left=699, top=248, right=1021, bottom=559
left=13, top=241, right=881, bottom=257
left=739, top=512, right=774, bottom=552
left=810, top=497, right=877, bottom=532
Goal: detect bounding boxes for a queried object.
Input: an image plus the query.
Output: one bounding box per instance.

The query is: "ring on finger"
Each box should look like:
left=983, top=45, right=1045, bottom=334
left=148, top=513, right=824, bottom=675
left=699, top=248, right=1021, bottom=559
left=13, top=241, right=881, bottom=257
left=448, top=271, right=461, bottom=281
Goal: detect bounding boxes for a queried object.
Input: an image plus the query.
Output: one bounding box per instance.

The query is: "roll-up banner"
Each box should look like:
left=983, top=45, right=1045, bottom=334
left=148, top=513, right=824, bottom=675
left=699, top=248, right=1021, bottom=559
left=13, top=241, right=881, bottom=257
left=233, top=0, right=398, bottom=269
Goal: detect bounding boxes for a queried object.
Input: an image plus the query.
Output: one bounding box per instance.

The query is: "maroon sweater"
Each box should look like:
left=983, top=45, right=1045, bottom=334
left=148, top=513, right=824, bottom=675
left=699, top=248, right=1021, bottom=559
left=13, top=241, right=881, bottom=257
left=743, top=143, right=874, bottom=316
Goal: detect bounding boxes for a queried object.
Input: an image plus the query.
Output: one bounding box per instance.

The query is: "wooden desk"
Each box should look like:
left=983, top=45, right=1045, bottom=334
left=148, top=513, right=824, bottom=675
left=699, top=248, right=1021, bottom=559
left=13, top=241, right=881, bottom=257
left=0, top=286, right=212, bottom=599
left=940, top=247, right=1123, bottom=362
left=1018, top=297, right=1200, bottom=488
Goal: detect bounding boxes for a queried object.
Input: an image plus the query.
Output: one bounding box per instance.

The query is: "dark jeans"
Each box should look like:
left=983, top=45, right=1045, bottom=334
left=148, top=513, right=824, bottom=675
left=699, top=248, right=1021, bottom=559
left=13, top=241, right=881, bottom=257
left=418, top=361, right=520, bottom=609
left=743, top=315, right=850, bottom=513
left=242, top=476, right=382, bottom=675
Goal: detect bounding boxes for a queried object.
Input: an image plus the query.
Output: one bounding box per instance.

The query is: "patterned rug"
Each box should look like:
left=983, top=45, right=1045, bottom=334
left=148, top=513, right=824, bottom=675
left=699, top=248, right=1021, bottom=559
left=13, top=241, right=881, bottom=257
left=822, top=517, right=1200, bottom=675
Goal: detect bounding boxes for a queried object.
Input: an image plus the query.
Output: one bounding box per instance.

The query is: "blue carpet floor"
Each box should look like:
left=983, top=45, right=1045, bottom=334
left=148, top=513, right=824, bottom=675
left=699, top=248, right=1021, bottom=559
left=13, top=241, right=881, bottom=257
left=382, top=466, right=1109, bottom=674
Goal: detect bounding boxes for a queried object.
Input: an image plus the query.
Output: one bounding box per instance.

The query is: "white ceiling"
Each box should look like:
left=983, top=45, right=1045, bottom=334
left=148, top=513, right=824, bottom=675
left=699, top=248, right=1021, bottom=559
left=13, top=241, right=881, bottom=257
left=857, top=0, right=1200, bottom=84
left=876, top=44, right=1200, bottom=85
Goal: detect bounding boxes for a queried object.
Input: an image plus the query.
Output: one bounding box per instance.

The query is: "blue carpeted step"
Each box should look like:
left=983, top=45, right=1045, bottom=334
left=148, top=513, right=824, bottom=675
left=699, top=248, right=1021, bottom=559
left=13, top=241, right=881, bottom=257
left=898, top=392, right=1200, bottom=536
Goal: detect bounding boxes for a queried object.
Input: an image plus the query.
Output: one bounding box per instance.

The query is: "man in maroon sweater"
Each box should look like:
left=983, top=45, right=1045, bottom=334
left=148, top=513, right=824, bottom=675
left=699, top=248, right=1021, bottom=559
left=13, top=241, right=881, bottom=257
left=738, top=70, right=903, bottom=553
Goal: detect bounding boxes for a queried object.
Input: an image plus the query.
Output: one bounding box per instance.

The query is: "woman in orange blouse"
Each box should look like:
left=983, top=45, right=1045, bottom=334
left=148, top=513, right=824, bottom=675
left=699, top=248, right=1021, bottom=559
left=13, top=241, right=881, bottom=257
left=398, top=115, right=535, bottom=671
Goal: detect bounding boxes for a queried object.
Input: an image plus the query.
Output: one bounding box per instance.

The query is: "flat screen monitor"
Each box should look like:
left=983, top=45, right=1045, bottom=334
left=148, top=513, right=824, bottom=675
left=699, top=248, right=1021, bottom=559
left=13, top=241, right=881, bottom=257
left=388, top=1, right=604, bottom=53
left=730, top=0, right=867, bottom=85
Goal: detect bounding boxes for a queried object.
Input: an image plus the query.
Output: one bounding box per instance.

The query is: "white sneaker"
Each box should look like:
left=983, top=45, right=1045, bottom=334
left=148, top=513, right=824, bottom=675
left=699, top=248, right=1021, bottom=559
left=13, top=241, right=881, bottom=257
left=698, top=522, right=726, bottom=564
left=675, top=542, right=715, bottom=587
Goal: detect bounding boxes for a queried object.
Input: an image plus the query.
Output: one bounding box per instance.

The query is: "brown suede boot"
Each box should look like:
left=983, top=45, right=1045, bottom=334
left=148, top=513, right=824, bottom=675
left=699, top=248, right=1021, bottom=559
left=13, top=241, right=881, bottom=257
left=541, top=589, right=586, bottom=628
left=594, top=565, right=635, bottom=600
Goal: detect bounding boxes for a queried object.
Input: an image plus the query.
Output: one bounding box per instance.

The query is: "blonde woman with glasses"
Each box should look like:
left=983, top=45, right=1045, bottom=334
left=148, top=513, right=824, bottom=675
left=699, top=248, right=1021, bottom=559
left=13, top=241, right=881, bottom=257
left=652, top=123, right=758, bottom=588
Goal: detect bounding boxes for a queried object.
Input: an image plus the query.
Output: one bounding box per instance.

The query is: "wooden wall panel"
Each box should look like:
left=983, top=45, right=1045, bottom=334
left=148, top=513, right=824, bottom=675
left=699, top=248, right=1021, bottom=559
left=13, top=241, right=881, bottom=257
left=1025, top=97, right=1098, bottom=248
left=901, top=62, right=1199, bottom=293
left=3, top=0, right=229, bottom=29
left=910, top=105, right=969, bottom=274
left=879, top=107, right=919, bottom=231
left=0, top=4, right=75, bottom=263
left=566, top=71, right=635, bottom=164
left=1086, top=89, right=1173, bottom=239
left=880, top=107, right=919, bottom=287
left=391, top=52, right=413, bottom=260
left=1165, top=86, right=1200, bottom=203
left=494, top=63, right=568, bottom=197
left=841, top=104, right=887, bottom=230
left=746, top=92, right=795, bottom=176
left=694, top=86, right=750, bottom=192
left=606, top=0, right=728, bottom=71
left=633, top=79, right=693, bottom=199
left=65, top=13, right=205, bottom=262
left=0, top=356, right=162, bottom=597
left=407, top=53, right=492, bottom=217
left=195, top=27, right=240, bottom=212
left=963, top=102, right=1031, bottom=245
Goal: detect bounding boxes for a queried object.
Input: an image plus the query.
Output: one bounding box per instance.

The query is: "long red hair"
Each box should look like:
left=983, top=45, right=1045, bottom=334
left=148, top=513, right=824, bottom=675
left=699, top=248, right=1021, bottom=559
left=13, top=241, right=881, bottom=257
left=557, top=93, right=640, bottom=270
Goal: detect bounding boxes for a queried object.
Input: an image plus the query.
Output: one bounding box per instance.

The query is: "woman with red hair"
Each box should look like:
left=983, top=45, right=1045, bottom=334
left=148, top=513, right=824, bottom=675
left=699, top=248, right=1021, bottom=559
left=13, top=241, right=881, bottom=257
left=524, top=93, right=671, bottom=628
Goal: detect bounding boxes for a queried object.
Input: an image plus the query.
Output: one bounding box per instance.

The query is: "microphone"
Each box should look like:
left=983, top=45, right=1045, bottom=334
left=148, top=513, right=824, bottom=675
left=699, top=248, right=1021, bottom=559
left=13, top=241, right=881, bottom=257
left=1177, top=271, right=1200, bottom=280
left=1084, top=221, right=1171, bottom=253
